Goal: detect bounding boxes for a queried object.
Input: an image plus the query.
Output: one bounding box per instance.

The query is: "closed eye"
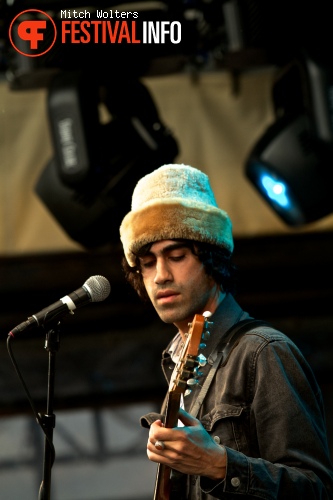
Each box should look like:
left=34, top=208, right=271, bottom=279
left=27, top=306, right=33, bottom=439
left=169, top=254, right=185, bottom=262
left=141, top=260, right=155, bottom=269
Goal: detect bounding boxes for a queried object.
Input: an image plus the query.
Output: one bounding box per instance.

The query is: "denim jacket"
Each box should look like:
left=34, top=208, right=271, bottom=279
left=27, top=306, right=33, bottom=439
left=142, top=294, right=333, bottom=499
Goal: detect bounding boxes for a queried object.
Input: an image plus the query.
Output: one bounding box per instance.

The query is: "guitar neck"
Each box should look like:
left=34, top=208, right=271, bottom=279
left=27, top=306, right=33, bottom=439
left=165, top=391, right=182, bottom=428
left=153, top=314, right=207, bottom=500
left=154, top=464, right=187, bottom=500
left=154, top=463, right=171, bottom=500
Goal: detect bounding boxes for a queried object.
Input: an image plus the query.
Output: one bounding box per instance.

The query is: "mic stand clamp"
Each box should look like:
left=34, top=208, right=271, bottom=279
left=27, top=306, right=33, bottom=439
left=38, top=323, right=61, bottom=500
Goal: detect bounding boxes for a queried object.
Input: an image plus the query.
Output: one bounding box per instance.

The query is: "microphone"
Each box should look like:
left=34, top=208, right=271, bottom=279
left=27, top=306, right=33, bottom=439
left=9, top=275, right=111, bottom=336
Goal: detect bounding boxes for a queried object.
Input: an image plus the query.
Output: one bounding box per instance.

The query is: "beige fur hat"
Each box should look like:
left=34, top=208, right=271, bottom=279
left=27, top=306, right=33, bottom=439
left=120, top=164, right=234, bottom=266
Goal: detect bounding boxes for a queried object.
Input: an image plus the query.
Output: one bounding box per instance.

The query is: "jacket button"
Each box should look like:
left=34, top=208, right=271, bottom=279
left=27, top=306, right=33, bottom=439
left=231, top=477, right=240, bottom=488
left=213, top=435, right=220, bottom=444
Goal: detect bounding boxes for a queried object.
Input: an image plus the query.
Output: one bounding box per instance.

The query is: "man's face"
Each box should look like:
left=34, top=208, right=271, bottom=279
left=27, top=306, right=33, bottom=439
left=139, top=240, right=221, bottom=334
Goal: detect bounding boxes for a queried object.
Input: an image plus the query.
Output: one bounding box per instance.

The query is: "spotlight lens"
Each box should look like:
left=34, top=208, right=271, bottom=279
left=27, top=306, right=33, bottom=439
left=273, top=183, right=283, bottom=195
left=261, top=174, right=289, bottom=207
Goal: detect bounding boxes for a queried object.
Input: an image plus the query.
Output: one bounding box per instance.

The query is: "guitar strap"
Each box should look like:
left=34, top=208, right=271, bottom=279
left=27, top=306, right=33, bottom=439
left=189, top=319, right=269, bottom=418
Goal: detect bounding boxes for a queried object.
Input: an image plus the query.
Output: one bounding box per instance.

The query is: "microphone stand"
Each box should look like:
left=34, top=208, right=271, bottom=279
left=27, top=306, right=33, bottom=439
left=38, top=323, right=61, bottom=500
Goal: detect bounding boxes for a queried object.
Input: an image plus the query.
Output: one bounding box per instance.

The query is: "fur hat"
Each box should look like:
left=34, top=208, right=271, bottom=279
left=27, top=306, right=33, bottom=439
left=120, top=164, right=233, bottom=266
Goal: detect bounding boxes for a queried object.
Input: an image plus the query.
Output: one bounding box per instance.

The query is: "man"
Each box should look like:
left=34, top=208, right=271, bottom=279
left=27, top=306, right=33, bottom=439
left=120, top=163, right=333, bottom=498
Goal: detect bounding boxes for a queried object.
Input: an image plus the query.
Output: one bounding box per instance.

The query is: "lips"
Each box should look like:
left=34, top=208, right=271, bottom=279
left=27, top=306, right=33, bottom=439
left=155, top=290, right=179, bottom=302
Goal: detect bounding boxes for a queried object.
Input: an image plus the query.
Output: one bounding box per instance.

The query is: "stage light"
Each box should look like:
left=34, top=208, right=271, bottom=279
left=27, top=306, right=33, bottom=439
left=261, top=175, right=289, bottom=208
left=35, top=72, right=179, bottom=247
left=245, top=56, right=333, bottom=226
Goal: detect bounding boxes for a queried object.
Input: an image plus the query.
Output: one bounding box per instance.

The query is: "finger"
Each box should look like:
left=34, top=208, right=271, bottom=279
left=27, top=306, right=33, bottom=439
left=177, top=407, right=201, bottom=427
left=148, top=420, right=167, bottom=447
left=151, top=419, right=164, bottom=430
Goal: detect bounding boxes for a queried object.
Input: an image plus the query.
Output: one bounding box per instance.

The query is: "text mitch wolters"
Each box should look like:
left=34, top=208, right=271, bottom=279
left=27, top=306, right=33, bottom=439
left=61, top=20, right=181, bottom=44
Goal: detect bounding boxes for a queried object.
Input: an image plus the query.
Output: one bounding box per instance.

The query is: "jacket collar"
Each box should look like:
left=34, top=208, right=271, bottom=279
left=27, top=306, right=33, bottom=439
left=161, top=293, right=249, bottom=379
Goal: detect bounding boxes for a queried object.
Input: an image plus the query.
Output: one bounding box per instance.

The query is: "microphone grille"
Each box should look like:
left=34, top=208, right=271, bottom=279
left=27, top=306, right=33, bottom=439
left=84, top=275, right=111, bottom=302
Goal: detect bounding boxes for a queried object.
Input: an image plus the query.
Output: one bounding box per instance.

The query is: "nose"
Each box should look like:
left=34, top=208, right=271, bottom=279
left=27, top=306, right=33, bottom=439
left=154, top=258, right=172, bottom=284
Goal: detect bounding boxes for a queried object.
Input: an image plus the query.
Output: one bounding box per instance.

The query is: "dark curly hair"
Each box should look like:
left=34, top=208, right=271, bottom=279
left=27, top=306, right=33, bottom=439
left=122, top=239, right=237, bottom=301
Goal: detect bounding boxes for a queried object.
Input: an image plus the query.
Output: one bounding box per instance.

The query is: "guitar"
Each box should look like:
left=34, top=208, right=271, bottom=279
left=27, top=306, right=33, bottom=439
left=153, top=313, right=210, bottom=500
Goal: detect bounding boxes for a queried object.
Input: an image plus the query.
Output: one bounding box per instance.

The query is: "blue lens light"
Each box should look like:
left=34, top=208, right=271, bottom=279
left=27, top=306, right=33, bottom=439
left=260, top=174, right=290, bottom=207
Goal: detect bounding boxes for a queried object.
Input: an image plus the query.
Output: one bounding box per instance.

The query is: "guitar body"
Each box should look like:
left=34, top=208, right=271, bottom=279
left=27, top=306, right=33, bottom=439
left=153, top=314, right=209, bottom=500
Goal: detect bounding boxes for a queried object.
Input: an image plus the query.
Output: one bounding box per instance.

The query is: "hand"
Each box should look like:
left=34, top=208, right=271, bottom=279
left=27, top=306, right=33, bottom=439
left=147, top=408, right=226, bottom=480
